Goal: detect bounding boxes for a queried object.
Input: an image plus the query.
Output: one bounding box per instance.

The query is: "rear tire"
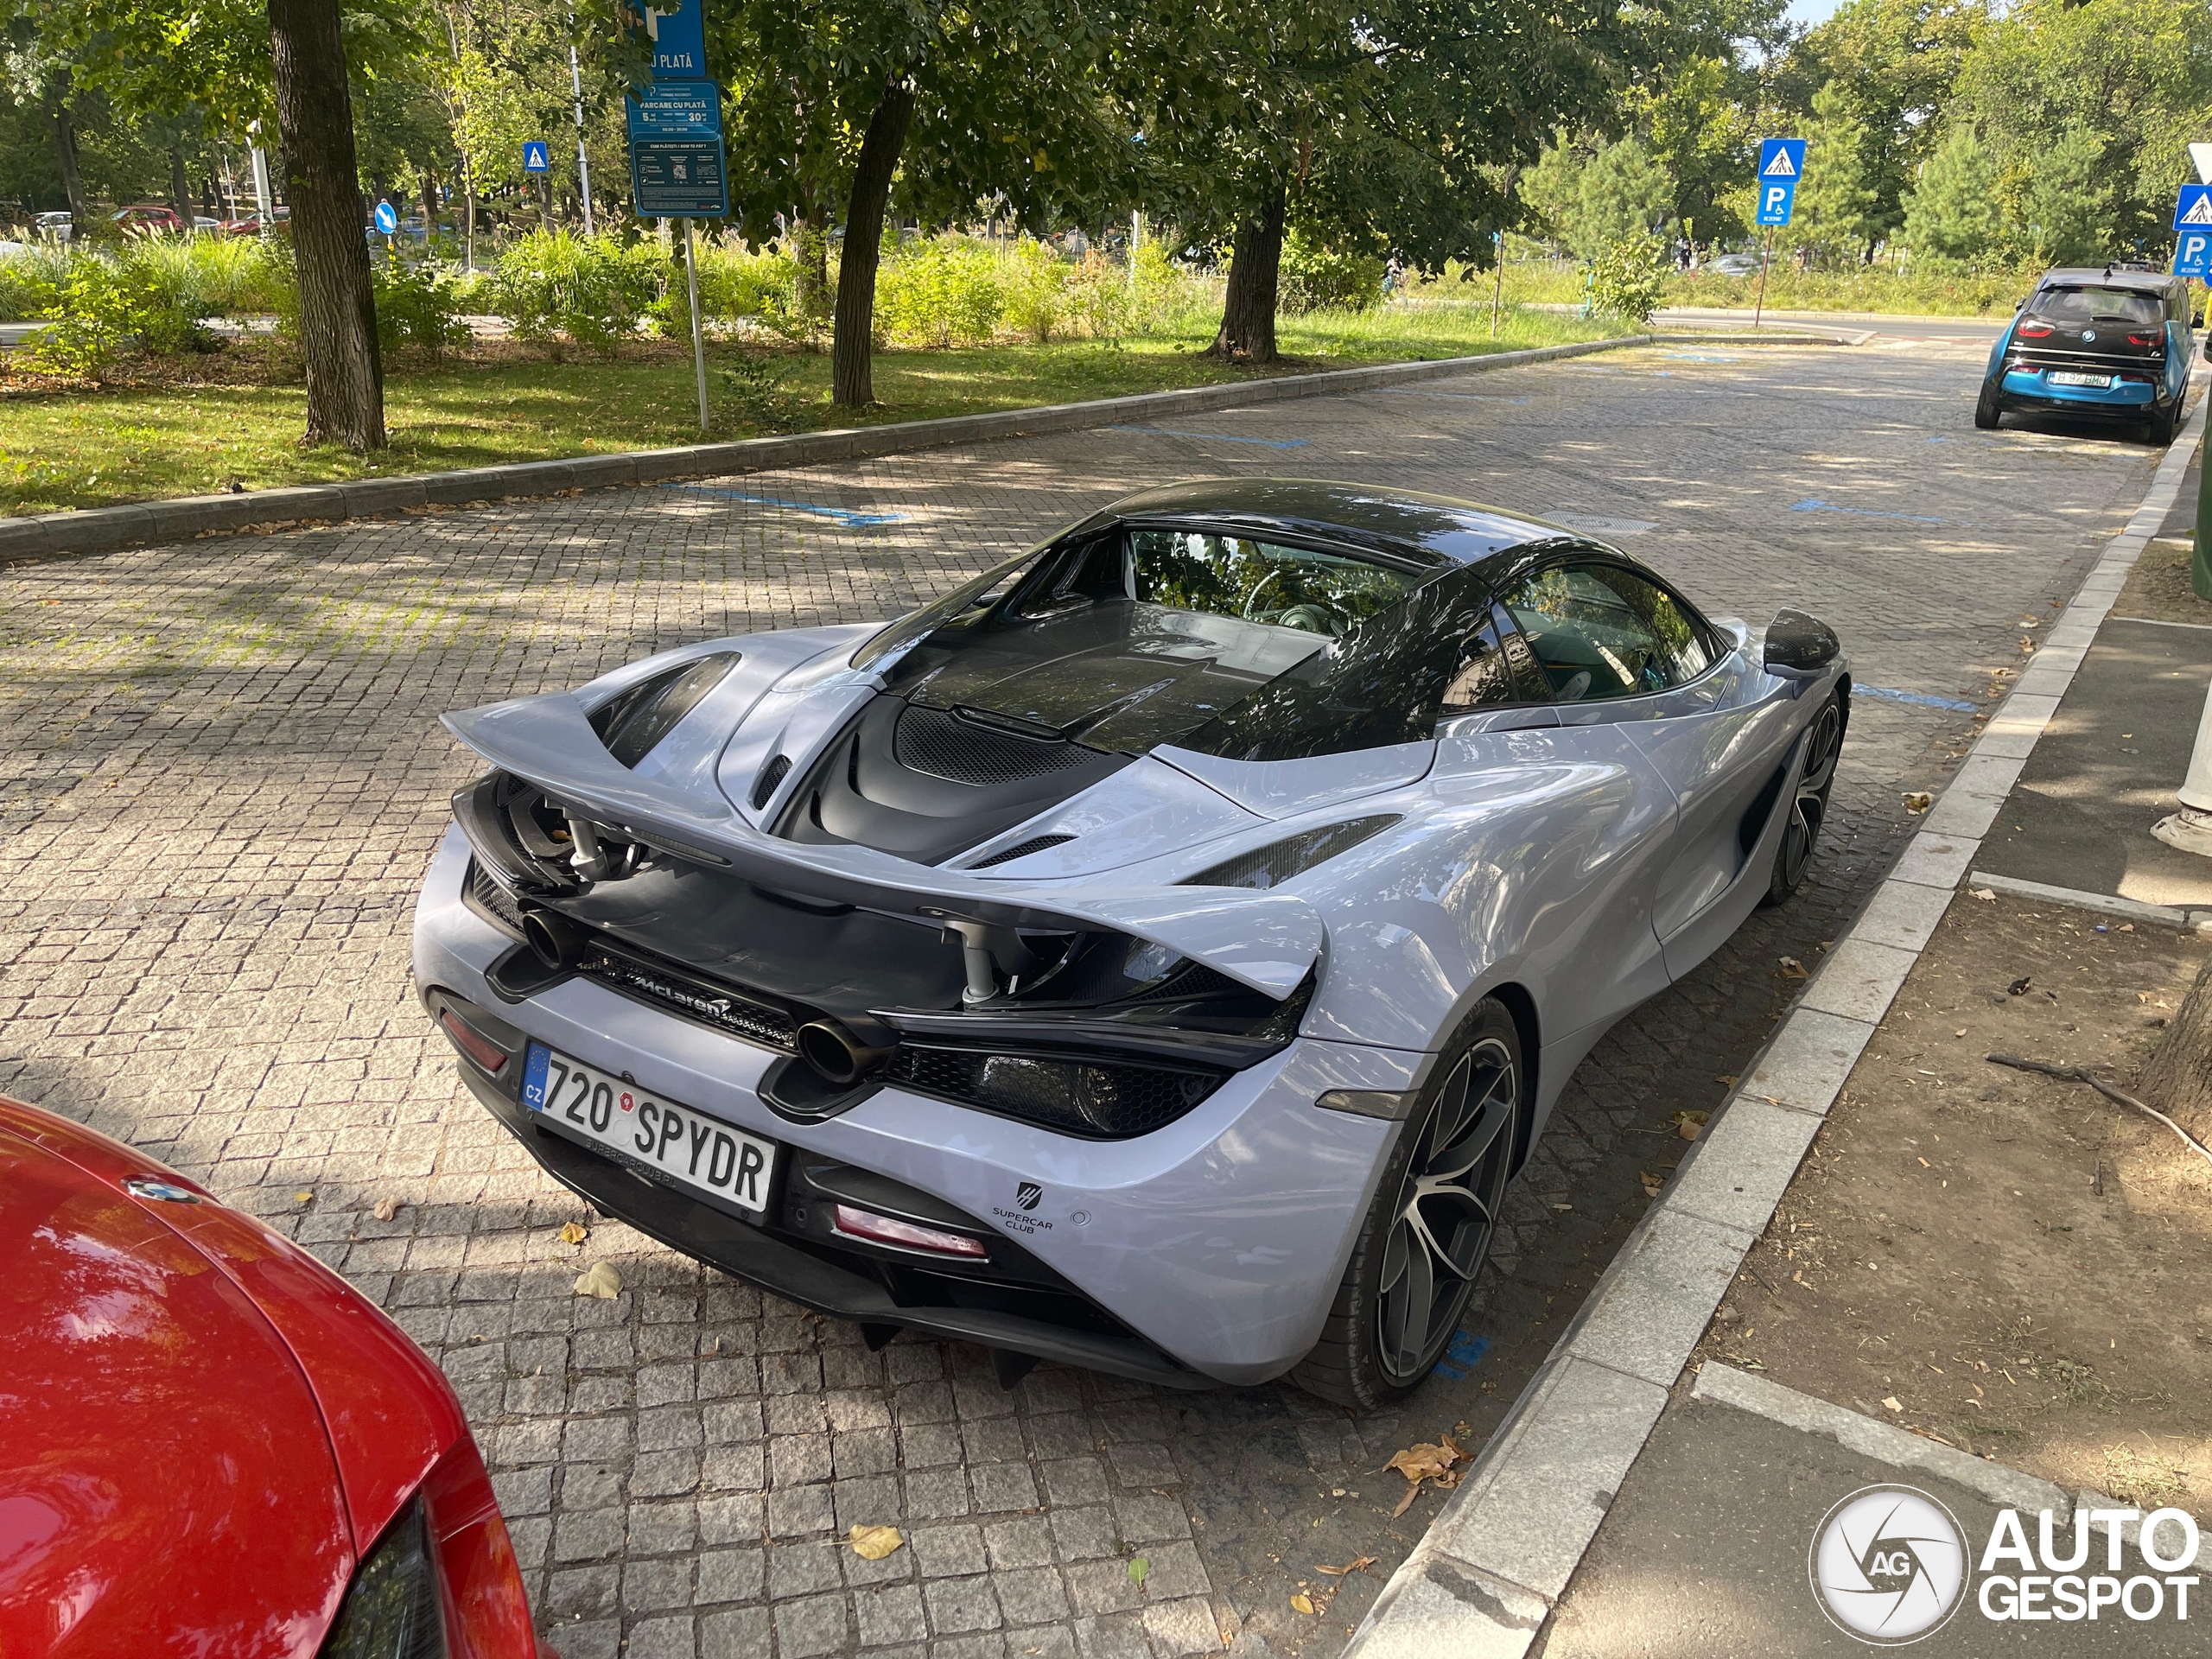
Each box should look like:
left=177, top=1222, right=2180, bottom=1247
left=2146, top=398, right=2178, bottom=448
left=1290, top=999, right=1523, bottom=1411
left=1973, top=383, right=2001, bottom=430
left=1761, top=689, right=1847, bottom=907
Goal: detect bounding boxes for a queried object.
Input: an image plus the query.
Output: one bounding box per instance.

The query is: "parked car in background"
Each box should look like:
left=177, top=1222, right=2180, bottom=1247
left=0, top=1093, right=541, bottom=1657
left=1704, top=251, right=1764, bottom=277
left=34, top=209, right=73, bottom=242
left=111, top=203, right=184, bottom=234
left=1978, top=265, right=2196, bottom=445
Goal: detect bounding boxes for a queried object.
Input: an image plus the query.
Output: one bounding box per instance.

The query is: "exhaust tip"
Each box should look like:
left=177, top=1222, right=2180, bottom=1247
left=521, top=907, right=585, bottom=971
left=798, top=1020, right=893, bottom=1085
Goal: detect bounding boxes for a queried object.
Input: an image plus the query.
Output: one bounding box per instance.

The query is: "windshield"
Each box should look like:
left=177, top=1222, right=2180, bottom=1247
left=1037, top=530, right=1420, bottom=639
left=2028, top=287, right=2163, bottom=327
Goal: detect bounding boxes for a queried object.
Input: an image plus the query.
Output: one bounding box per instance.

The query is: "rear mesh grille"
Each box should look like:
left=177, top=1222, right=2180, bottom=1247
left=882, top=1045, right=1222, bottom=1139
left=968, top=834, right=1076, bottom=869
left=465, top=861, right=527, bottom=938
left=895, top=706, right=1089, bottom=786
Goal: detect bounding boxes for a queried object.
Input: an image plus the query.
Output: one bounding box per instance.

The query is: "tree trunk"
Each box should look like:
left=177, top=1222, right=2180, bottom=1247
left=420, top=171, right=440, bottom=234
left=791, top=205, right=830, bottom=321
left=830, top=77, right=915, bottom=408
left=2138, top=954, right=2212, bottom=1144
left=1209, top=181, right=1287, bottom=364
left=51, top=81, right=87, bottom=228
left=169, top=143, right=196, bottom=232
left=267, top=0, right=385, bottom=449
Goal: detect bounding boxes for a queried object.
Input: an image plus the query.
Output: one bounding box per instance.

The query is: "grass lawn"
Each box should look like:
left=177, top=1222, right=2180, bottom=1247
left=0, top=305, right=1624, bottom=518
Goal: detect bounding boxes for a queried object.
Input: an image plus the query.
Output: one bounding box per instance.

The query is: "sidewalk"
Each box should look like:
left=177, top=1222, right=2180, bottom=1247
left=1346, top=396, right=2210, bottom=1656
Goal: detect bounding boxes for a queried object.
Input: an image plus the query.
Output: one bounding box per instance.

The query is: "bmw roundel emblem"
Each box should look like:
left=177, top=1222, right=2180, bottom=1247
left=2082, top=328, right=2096, bottom=342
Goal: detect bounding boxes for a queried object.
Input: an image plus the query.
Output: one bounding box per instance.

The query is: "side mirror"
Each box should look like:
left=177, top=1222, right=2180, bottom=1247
left=2014, top=298, right=2026, bottom=311
left=1764, top=609, right=1841, bottom=677
left=2195, top=309, right=2205, bottom=329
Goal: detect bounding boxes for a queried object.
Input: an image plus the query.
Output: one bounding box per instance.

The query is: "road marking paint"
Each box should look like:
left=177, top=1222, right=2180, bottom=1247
left=664, top=486, right=908, bottom=526
left=1103, top=425, right=1311, bottom=448
left=1790, top=497, right=1952, bottom=525
left=1857, top=684, right=1980, bottom=713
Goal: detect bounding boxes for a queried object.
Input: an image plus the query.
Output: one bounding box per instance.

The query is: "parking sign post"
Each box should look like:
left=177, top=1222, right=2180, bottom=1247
left=626, top=0, right=722, bottom=433
left=1752, top=138, right=1806, bottom=330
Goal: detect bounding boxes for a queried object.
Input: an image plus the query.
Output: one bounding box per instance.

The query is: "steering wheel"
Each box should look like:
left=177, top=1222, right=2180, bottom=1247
left=1276, top=603, right=1338, bottom=634
left=1242, top=569, right=1285, bottom=618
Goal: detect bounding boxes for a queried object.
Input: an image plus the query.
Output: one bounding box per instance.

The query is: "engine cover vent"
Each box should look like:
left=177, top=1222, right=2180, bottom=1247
left=895, top=705, right=1089, bottom=787
left=968, top=833, right=1077, bottom=869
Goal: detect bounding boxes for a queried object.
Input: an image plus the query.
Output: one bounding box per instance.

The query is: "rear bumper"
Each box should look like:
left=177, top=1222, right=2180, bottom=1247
left=412, top=823, right=1412, bottom=1384
left=1997, top=366, right=2163, bottom=414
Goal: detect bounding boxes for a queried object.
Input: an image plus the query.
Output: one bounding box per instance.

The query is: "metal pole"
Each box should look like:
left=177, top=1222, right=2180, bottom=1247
left=248, top=140, right=273, bottom=240
left=1490, top=229, right=1504, bottom=338
left=567, top=12, right=594, bottom=235
left=683, top=217, right=709, bottom=433
left=1752, top=226, right=1774, bottom=328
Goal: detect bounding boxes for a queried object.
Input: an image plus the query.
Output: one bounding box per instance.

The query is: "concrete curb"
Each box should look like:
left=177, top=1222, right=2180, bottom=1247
left=1966, top=868, right=2212, bottom=934
left=0, top=334, right=1679, bottom=568
left=1342, top=384, right=2210, bottom=1658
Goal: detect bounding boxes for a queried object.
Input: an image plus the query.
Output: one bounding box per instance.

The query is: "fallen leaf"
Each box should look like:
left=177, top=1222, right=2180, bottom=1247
left=1641, top=1171, right=1664, bottom=1198
left=2116, top=923, right=2133, bottom=932
left=1904, top=791, right=1932, bottom=813
left=1391, top=1485, right=1421, bottom=1518
left=372, top=1196, right=400, bottom=1223
left=573, top=1261, right=622, bottom=1300
left=1128, top=1555, right=1149, bottom=1587
left=557, top=1221, right=589, bottom=1246
left=848, top=1524, right=903, bottom=1560
left=1882, top=1395, right=1904, bottom=1413
left=1970, top=887, right=1995, bottom=901
left=1384, top=1442, right=1463, bottom=1485
left=294, top=1190, right=314, bottom=1205
left=1290, top=1594, right=1315, bottom=1616
left=1316, top=1556, right=1378, bottom=1576
left=2007, top=976, right=2031, bottom=996
left=1777, top=956, right=1808, bottom=979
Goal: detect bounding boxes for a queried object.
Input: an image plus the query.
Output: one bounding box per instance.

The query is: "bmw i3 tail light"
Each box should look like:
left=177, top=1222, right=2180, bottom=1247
left=2126, top=333, right=2158, bottom=347
left=832, top=1203, right=989, bottom=1257
left=2017, top=321, right=2054, bottom=338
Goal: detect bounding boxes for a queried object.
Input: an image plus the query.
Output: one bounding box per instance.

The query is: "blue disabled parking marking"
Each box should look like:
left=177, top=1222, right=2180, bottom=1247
left=1429, top=1330, right=1493, bottom=1379
left=1376, top=390, right=1531, bottom=404
left=665, top=485, right=908, bottom=526
left=1856, top=683, right=1979, bottom=714
left=1105, top=424, right=1310, bottom=449
left=1662, top=352, right=1739, bottom=362
left=1790, top=497, right=1950, bottom=526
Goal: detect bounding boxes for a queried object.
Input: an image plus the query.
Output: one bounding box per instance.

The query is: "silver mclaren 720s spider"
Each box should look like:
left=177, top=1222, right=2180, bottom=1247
left=413, top=478, right=1848, bottom=1408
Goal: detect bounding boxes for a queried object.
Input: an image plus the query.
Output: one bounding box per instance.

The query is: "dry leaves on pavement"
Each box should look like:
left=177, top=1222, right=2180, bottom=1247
left=1316, top=1556, right=1378, bottom=1577
left=372, top=1196, right=401, bottom=1222
left=848, top=1524, right=903, bottom=1560
left=556, top=1221, right=589, bottom=1246
left=573, top=1261, right=622, bottom=1300
left=1385, top=1432, right=1471, bottom=1516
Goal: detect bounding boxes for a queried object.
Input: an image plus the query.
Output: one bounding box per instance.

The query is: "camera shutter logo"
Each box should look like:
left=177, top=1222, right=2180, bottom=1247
left=1809, top=1485, right=1968, bottom=1644
left=1016, top=1181, right=1042, bottom=1211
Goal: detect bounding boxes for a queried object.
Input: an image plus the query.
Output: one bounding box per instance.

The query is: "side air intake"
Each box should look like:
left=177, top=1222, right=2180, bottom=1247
left=968, top=834, right=1076, bottom=869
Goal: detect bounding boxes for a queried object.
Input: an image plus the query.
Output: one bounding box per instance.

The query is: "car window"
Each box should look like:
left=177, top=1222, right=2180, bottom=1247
left=2028, top=287, right=2164, bottom=327
left=1061, top=530, right=1418, bottom=639
left=1499, top=563, right=1713, bottom=702
left=1439, top=620, right=1519, bottom=713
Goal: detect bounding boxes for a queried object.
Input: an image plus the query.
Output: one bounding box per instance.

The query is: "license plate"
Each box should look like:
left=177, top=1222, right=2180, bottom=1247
left=522, top=1043, right=776, bottom=1217
left=2047, top=371, right=2113, bottom=388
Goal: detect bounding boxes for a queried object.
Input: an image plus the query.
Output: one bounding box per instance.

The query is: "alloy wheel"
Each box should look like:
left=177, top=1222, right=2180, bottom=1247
left=1777, top=698, right=1844, bottom=893
left=1376, top=1038, right=1517, bottom=1384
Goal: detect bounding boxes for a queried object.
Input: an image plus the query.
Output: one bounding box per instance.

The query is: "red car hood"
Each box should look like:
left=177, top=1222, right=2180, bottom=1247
left=0, top=1100, right=472, bottom=1657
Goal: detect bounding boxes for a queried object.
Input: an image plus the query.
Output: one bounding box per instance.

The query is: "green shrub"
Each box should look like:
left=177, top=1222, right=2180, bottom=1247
left=20, top=251, right=214, bottom=376
left=1000, top=238, right=1068, bottom=343
left=1280, top=231, right=1385, bottom=315
left=126, top=235, right=288, bottom=316
left=372, top=255, right=471, bottom=358
left=1587, top=233, right=1669, bottom=323
left=1127, top=244, right=1213, bottom=335
left=485, top=230, right=669, bottom=353
left=876, top=237, right=1006, bottom=346
left=0, top=249, right=62, bottom=322
left=719, top=352, right=803, bottom=429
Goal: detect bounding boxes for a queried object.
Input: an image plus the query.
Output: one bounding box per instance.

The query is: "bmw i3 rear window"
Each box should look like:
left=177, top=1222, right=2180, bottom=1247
left=2028, top=287, right=2164, bottom=327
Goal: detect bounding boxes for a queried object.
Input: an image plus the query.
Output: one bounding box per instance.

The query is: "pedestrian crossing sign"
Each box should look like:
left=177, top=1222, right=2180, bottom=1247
left=523, top=141, right=551, bottom=175
left=2177, top=185, right=2212, bottom=231
left=1757, top=139, right=1807, bottom=226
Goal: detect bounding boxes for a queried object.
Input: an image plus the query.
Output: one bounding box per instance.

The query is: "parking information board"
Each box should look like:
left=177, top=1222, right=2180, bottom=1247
left=1756, top=138, right=1807, bottom=227
left=626, top=82, right=722, bottom=142
left=630, top=139, right=728, bottom=218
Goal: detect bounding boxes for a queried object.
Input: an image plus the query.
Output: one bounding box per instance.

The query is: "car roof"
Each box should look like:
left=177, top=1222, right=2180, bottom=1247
left=1091, top=478, right=1573, bottom=571
left=2037, top=267, right=2177, bottom=294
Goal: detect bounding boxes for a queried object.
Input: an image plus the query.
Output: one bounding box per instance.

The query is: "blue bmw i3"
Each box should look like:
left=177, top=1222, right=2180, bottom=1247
left=1977, top=265, right=2197, bottom=445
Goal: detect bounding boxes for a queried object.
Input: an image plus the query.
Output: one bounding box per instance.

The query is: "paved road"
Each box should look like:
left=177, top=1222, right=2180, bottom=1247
left=0, top=340, right=2163, bottom=1659
left=1652, top=306, right=2007, bottom=346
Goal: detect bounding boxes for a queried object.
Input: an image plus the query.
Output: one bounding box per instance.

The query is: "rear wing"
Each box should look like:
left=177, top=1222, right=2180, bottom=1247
left=442, top=693, right=1321, bottom=999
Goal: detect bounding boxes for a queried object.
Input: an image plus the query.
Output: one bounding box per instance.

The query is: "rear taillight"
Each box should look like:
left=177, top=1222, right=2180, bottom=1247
left=833, top=1203, right=989, bottom=1258
left=439, top=1010, right=508, bottom=1075
left=2018, top=321, right=2054, bottom=337
left=2126, top=333, right=2158, bottom=347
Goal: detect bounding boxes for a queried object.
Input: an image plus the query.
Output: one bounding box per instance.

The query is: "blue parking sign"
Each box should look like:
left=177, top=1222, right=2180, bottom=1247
left=1757, top=138, right=1807, bottom=228
left=523, top=141, right=551, bottom=175
left=2177, top=231, right=2212, bottom=281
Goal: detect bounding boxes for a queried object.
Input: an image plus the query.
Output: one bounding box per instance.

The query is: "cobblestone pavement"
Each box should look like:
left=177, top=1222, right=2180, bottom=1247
left=0, top=340, right=2163, bottom=1659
